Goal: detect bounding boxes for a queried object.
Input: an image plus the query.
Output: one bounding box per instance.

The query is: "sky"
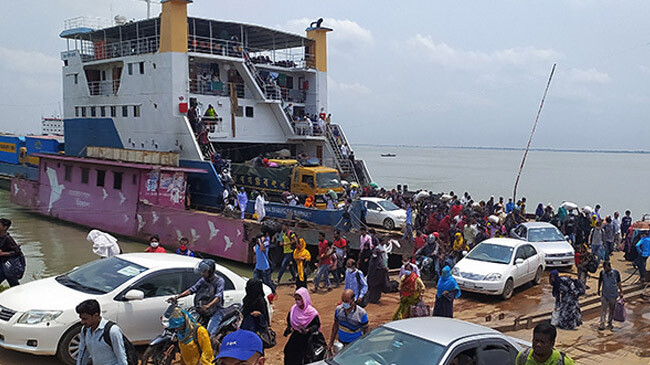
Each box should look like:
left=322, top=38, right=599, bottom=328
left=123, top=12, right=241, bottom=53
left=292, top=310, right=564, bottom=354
left=1, top=0, right=650, bottom=150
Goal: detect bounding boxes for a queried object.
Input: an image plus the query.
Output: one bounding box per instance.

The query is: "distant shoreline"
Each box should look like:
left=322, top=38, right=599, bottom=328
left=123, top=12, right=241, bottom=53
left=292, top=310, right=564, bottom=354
left=355, top=144, right=650, bottom=155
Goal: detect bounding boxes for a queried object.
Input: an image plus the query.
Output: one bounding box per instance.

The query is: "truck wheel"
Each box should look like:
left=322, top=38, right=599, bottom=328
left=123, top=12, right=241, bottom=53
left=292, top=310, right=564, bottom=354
left=57, top=324, right=82, bottom=365
left=383, top=218, right=395, bottom=230
left=501, top=278, right=514, bottom=300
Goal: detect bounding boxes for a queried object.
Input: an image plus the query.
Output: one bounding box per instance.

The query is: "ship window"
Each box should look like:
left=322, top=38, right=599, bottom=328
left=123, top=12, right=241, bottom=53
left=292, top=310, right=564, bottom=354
left=81, top=167, right=89, bottom=184
left=128, top=63, right=133, bottom=75
left=101, top=70, right=106, bottom=81
left=96, top=169, right=105, bottom=187
left=139, top=62, right=145, bottom=74
left=75, top=107, right=80, bottom=117
left=235, top=106, right=243, bottom=117
left=64, top=165, right=72, bottom=182
left=74, top=74, right=78, bottom=84
left=81, top=107, right=87, bottom=117
left=113, top=172, right=123, bottom=190
left=110, top=106, right=116, bottom=117
left=245, top=106, right=254, bottom=118
left=122, top=106, right=128, bottom=117
left=286, top=76, right=294, bottom=89
left=64, top=60, right=69, bottom=67
left=133, top=105, right=140, bottom=117
left=90, top=107, right=96, bottom=117
left=100, top=106, right=106, bottom=117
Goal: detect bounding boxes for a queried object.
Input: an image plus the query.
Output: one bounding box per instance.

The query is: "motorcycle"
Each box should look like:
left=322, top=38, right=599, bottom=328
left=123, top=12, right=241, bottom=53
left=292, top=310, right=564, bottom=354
left=141, top=298, right=243, bottom=365
left=415, top=255, right=438, bottom=282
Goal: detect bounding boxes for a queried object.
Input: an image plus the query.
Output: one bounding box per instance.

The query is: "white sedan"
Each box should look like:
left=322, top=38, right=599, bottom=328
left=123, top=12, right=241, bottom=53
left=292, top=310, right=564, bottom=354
left=0, top=253, right=272, bottom=365
left=361, top=197, right=407, bottom=230
left=511, top=222, right=575, bottom=268
left=452, top=238, right=546, bottom=300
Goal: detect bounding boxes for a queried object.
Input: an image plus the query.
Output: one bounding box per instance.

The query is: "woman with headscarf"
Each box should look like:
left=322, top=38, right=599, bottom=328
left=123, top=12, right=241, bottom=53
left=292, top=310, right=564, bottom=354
left=433, top=266, right=461, bottom=318
left=392, top=264, right=425, bottom=320
left=535, top=203, right=545, bottom=221
left=283, top=288, right=322, bottom=365
left=293, top=238, right=311, bottom=289
left=167, top=307, right=214, bottom=364
left=549, top=270, right=585, bottom=330
left=240, top=278, right=270, bottom=333
left=366, top=249, right=388, bottom=304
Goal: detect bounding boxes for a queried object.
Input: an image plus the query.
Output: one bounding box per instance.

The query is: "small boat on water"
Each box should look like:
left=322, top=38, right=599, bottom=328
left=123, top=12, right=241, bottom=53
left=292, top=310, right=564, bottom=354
left=381, top=153, right=396, bottom=157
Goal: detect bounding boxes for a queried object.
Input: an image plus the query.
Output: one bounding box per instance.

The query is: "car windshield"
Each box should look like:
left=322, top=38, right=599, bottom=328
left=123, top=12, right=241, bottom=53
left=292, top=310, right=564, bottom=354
left=377, top=200, right=401, bottom=211
left=330, top=327, right=445, bottom=365
left=528, top=228, right=565, bottom=242
left=466, top=243, right=514, bottom=264
left=56, top=257, right=147, bottom=294
left=316, top=172, right=342, bottom=189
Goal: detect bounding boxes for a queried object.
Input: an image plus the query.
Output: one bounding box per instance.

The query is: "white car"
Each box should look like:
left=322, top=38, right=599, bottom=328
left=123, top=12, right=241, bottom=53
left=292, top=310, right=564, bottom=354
left=511, top=222, right=575, bottom=268
left=0, top=253, right=272, bottom=365
left=452, top=238, right=546, bottom=300
left=310, top=317, right=526, bottom=364
left=361, top=197, right=407, bottom=230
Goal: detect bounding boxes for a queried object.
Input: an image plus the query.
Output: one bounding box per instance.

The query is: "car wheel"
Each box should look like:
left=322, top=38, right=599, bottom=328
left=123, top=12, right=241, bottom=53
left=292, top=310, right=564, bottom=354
left=501, top=278, right=514, bottom=300
left=57, top=324, right=82, bottom=365
left=383, top=218, right=395, bottom=230
left=532, top=266, right=543, bottom=285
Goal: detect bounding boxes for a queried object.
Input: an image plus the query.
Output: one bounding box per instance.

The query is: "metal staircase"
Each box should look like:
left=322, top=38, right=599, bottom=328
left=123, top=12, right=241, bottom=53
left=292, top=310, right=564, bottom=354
left=325, top=124, right=362, bottom=183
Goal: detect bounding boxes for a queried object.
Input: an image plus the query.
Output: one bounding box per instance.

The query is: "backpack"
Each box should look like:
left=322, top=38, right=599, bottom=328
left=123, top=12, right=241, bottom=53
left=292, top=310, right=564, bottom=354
left=517, top=348, right=565, bottom=365
left=82, top=321, right=138, bottom=365
left=2, top=250, right=26, bottom=280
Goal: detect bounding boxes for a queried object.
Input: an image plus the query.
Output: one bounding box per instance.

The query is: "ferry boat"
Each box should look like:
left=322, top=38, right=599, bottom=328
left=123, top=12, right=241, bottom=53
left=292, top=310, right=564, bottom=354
left=8, top=0, right=388, bottom=263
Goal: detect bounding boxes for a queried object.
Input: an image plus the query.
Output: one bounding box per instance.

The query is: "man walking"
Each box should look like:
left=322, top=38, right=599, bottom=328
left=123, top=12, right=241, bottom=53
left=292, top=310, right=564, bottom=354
left=76, top=299, right=128, bottom=365
left=328, top=289, right=369, bottom=353
left=602, top=216, right=615, bottom=259
left=344, top=259, right=368, bottom=306
left=276, top=224, right=297, bottom=284
left=597, top=261, right=623, bottom=331
left=253, top=233, right=276, bottom=297
left=0, top=218, right=24, bottom=287
left=636, top=233, right=650, bottom=282
left=516, top=322, right=574, bottom=365
left=312, top=232, right=333, bottom=293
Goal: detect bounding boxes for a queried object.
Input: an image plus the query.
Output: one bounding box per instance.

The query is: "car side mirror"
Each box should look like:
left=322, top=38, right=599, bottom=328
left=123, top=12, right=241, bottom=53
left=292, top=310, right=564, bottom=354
left=124, top=289, right=145, bottom=301
left=515, top=258, right=524, bottom=265
left=462, top=250, right=468, bottom=256
left=564, top=235, right=570, bottom=241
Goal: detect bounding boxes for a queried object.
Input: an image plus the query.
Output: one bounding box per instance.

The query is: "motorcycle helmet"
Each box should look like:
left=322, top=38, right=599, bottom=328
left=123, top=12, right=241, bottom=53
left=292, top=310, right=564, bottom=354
left=194, top=259, right=216, bottom=276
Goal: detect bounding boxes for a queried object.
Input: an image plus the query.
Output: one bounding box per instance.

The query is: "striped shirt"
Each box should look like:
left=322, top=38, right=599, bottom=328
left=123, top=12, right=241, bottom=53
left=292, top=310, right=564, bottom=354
left=334, top=304, right=369, bottom=344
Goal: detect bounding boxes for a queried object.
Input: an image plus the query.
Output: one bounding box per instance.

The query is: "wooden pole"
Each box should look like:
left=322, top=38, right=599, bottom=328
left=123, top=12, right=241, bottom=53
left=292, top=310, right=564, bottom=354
left=513, top=63, right=556, bottom=202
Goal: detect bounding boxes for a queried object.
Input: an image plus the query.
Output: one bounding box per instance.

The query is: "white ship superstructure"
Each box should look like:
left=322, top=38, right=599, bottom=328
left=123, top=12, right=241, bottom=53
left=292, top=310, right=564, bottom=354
left=59, top=0, right=369, bottom=189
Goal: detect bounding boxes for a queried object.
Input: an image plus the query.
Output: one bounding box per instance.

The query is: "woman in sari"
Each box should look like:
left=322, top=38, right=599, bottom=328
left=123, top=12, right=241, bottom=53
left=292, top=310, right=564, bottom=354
left=549, top=270, right=585, bottom=330
left=293, top=238, right=311, bottom=289
left=392, top=266, right=425, bottom=320
left=366, top=249, right=387, bottom=304
left=283, top=288, right=322, bottom=365
left=433, top=266, right=461, bottom=318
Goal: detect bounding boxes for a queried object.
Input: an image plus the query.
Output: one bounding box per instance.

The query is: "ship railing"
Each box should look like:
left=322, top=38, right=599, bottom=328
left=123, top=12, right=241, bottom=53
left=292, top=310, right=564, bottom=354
left=189, top=79, right=246, bottom=98
left=188, top=35, right=313, bottom=70
left=87, top=80, right=121, bottom=96
left=78, top=35, right=160, bottom=62
left=64, top=16, right=113, bottom=31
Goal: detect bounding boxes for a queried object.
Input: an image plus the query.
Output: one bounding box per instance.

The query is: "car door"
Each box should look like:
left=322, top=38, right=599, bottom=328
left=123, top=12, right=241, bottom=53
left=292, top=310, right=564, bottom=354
left=442, top=340, right=480, bottom=365
left=365, top=201, right=382, bottom=225
left=525, top=244, right=541, bottom=278
left=476, top=338, right=519, bottom=365
left=115, top=269, right=185, bottom=343
left=513, top=246, right=529, bottom=287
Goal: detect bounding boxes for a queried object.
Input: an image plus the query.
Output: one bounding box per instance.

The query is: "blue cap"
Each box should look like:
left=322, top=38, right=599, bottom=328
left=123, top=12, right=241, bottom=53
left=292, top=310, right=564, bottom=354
left=214, top=330, right=263, bottom=360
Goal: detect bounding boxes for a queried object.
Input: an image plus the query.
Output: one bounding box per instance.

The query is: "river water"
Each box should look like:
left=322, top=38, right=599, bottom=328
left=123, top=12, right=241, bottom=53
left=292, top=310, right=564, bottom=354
left=356, top=145, right=650, bottom=217
left=0, top=189, right=251, bottom=285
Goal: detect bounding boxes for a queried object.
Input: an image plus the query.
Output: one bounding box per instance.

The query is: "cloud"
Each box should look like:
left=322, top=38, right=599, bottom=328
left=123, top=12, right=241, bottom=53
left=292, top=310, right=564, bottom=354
left=278, top=18, right=373, bottom=53
left=566, top=67, right=611, bottom=84
left=408, top=34, right=559, bottom=70
left=328, top=76, right=371, bottom=94
left=0, top=46, right=60, bottom=75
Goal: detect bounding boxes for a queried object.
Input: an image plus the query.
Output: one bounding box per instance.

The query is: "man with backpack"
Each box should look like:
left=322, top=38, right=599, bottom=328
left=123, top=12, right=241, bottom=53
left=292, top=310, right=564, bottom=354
left=0, top=218, right=25, bottom=287
left=76, top=299, right=137, bottom=365
left=516, top=322, right=575, bottom=365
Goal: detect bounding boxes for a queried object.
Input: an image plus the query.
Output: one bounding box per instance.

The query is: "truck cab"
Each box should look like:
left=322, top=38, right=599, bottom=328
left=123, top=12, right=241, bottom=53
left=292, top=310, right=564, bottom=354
left=291, top=166, right=344, bottom=208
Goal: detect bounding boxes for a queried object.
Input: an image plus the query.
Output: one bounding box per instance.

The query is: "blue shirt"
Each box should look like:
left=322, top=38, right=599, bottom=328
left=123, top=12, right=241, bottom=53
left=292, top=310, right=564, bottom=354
left=77, top=318, right=127, bottom=365
left=637, top=236, right=650, bottom=257
left=506, top=202, right=514, bottom=213
left=405, top=206, right=413, bottom=225
left=176, top=248, right=195, bottom=257
left=255, top=238, right=271, bottom=271
left=334, top=304, right=368, bottom=344
left=344, top=269, right=368, bottom=300
left=189, top=274, right=225, bottom=309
